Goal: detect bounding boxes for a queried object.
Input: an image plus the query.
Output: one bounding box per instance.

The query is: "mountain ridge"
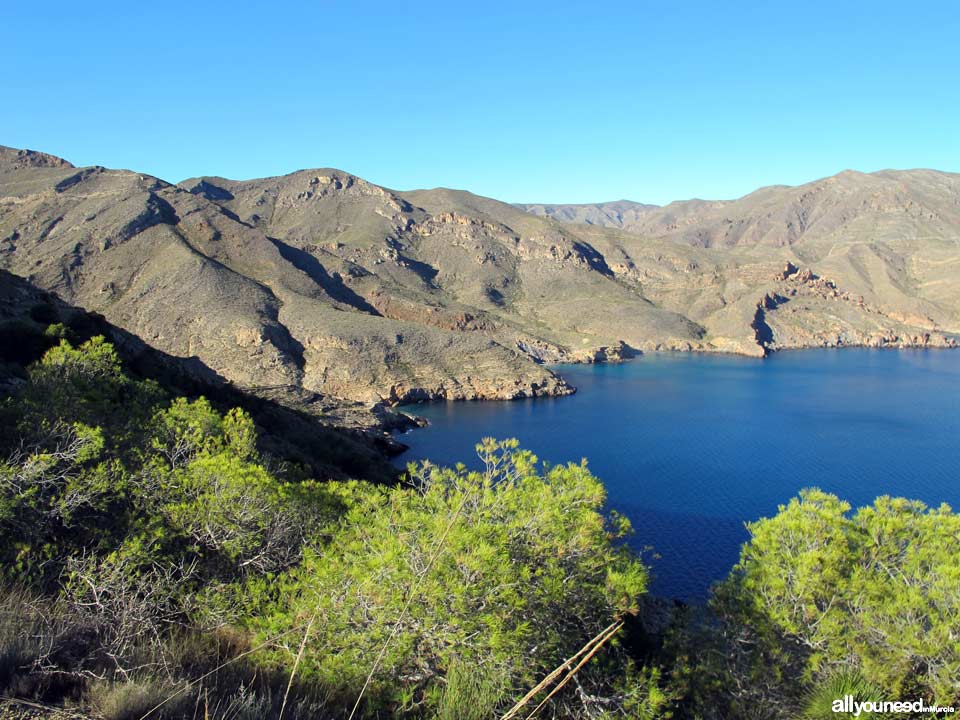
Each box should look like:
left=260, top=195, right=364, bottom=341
left=518, top=168, right=960, bottom=238
left=2, top=145, right=958, bottom=435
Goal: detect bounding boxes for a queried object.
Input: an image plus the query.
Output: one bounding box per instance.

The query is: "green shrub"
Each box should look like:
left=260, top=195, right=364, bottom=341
left=0, top=338, right=336, bottom=678
left=434, top=659, right=503, bottom=720
left=799, top=671, right=889, bottom=720
left=256, top=439, right=648, bottom=714
left=714, top=489, right=960, bottom=708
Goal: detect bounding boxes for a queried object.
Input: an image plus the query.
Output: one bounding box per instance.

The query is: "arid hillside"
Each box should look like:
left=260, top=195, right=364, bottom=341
left=3, top=146, right=958, bottom=431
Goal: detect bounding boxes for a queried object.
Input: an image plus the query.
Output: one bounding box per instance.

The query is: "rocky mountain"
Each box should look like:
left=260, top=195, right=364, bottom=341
left=515, top=169, right=960, bottom=354
left=518, top=170, right=960, bottom=248
left=2, top=146, right=959, bottom=435
left=0, top=147, right=573, bottom=426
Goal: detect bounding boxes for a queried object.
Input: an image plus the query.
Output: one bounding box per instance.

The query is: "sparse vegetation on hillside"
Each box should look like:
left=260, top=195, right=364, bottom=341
left=4, top=145, right=959, bottom=428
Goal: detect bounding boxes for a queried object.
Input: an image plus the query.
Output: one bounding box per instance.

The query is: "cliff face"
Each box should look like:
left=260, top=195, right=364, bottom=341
left=2, top=145, right=959, bottom=429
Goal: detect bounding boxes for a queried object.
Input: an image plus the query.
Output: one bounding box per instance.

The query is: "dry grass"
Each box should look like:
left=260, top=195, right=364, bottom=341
left=0, top=585, right=332, bottom=720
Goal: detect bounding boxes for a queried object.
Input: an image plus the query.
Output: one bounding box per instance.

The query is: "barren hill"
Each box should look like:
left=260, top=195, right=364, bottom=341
left=0, top=148, right=569, bottom=420
left=2, top=146, right=959, bottom=433
left=519, top=170, right=960, bottom=248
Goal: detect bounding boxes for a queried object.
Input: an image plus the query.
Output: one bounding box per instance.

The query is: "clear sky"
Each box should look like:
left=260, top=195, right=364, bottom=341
left=4, top=1, right=958, bottom=204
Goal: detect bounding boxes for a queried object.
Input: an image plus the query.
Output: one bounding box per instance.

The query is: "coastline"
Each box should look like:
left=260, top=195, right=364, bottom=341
left=388, top=341, right=960, bottom=448
left=392, top=337, right=960, bottom=410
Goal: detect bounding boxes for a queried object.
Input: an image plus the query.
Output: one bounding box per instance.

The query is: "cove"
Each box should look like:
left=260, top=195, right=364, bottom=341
left=396, top=349, right=960, bottom=601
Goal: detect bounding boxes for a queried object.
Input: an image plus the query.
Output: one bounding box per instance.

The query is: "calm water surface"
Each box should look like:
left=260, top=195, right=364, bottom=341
left=396, top=350, right=960, bottom=600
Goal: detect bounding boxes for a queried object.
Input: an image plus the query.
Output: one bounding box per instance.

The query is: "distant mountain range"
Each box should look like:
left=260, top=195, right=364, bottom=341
left=515, top=200, right=659, bottom=229
left=2, top=145, right=958, bottom=431
left=519, top=169, right=960, bottom=247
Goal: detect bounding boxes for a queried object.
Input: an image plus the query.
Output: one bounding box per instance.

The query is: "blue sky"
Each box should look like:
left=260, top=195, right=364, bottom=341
left=4, top=1, right=958, bottom=204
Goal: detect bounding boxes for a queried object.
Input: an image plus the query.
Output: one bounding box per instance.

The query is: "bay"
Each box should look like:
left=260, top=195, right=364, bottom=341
left=396, top=349, right=960, bottom=600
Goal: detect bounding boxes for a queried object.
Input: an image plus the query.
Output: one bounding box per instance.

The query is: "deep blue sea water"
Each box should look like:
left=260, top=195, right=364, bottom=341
left=396, top=349, right=960, bottom=601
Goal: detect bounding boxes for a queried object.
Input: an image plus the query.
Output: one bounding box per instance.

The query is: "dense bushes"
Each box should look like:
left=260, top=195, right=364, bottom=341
left=727, top=491, right=959, bottom=697
left=0, top=338, right=661, bottom=718
left=256, top=439, right=648, bottom=713
left=0, top=338, right=337, bottom=694
left=673, top=489, right=960, bottom=718
left=2, top=337, right=958, bottom=718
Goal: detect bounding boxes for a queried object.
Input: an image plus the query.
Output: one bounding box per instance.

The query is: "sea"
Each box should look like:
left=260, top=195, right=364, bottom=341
left=396, top=349, right=960, bottom=600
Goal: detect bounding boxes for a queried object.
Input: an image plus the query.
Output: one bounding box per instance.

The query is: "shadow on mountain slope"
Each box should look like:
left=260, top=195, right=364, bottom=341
left=0, top=269, right=402, bottom=483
